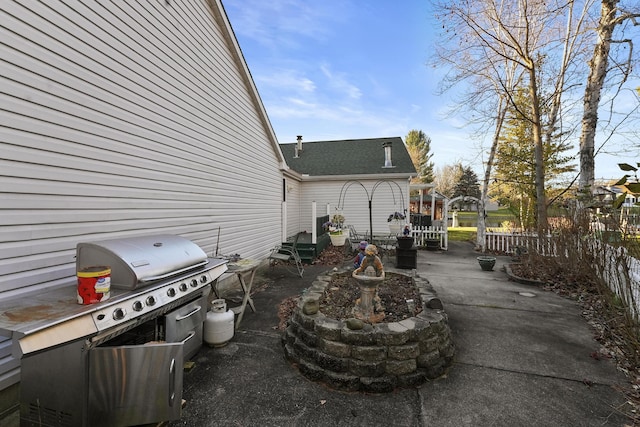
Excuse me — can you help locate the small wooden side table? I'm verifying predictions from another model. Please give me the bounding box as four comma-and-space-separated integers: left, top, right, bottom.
212, 259, 260, 329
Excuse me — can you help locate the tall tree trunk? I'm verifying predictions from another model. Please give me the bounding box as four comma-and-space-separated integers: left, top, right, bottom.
578, 0, 618, 196
528, 65, 548, 233
476, 97, 506, 252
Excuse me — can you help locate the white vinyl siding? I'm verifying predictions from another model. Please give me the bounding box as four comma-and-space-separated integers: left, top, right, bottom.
0, 0, 284, 392
1, 1, 283, 296
284, 177, 301, 240
299, 179, 411, 237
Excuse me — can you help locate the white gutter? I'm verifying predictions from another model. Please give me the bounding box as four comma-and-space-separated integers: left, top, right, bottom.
300, 173, 416, 182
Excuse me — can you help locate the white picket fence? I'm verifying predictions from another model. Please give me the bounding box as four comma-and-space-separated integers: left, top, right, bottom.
485, 230, 557, 255
591, 239, 640, 323
485, 230, 640, 322
410, 225, 448, 250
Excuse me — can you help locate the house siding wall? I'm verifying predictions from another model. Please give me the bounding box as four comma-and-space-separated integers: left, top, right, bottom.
299, 179, 411, 237
284, 177, 302, 239
0, 0, 283, 390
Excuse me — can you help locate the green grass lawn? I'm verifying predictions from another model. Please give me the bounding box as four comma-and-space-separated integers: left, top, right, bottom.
445, 209, 516, 242
448, 227, 477, 242
453, 208, 516, 228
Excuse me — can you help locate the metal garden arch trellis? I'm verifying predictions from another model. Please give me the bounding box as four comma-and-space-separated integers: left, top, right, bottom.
336, 180, 407, 241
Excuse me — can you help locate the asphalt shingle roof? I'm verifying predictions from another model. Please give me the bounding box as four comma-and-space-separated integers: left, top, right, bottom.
280, 137, 417, 177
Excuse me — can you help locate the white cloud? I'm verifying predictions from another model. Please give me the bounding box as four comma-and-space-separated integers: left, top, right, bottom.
256, 70, 316, 93
223, 0, 344, 49
319, 63, 362, 100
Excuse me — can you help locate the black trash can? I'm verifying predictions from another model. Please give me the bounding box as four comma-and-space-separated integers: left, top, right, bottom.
396, 247, 417, 269
396, 236, 414, 250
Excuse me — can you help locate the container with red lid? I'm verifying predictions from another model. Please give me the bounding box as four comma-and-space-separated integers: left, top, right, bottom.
77, 266, 111, 305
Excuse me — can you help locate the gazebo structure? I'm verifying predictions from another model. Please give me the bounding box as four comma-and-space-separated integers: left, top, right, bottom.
409, 183, 449, 250
410, 184, 449, 225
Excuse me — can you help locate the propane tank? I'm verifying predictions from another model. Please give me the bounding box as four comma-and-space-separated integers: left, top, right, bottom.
204, 299, 235, 347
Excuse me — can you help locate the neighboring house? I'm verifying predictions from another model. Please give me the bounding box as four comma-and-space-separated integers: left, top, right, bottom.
609, 186, 638, 208
0, 0, 291, 402
410, 189, 448, 222
593, 184, 638, 210
594, 185, 617, 203
280, 137, 417, 240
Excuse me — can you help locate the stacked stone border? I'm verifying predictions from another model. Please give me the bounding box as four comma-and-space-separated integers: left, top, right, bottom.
281, 268, 455, 393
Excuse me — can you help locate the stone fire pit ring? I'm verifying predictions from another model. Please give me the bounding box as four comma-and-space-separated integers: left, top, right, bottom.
281, 269, 455, 393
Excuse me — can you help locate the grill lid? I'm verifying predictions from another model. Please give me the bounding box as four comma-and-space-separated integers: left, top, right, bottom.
76, 234, 209, 289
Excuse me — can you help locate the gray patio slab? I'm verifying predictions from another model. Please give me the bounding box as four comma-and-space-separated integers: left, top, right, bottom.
167, 242, 632, 426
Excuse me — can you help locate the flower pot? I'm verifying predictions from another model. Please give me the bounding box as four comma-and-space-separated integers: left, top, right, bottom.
426, 239, 440, 251
396, 236, 414, 249
389, 222, 403, 235
329, 233, 347, 246
477, 256, 496, 271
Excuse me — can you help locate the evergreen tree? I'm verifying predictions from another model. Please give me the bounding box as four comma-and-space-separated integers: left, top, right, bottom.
405, 130, 435, 183
453, 166, 480, 198
453, 166, 481, 210
491, 89, 575, 229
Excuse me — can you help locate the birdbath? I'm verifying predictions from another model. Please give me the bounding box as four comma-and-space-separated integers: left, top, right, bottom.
351, 244, 386, 323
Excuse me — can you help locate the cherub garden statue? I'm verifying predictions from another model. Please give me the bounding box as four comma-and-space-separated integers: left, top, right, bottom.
353, 244, 384, 277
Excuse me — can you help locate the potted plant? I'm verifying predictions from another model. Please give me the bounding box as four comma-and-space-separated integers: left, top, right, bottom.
387, 211, 406, 235
396, 225, 413, 249
477, 255, 496, 271
324, 214, 347, 246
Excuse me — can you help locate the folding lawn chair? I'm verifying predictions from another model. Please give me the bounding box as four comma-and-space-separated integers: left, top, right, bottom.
267, 232, 305, 277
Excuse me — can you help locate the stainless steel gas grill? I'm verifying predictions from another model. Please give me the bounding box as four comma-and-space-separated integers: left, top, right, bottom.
76, 234, 210, 290
0, 234, 227, 427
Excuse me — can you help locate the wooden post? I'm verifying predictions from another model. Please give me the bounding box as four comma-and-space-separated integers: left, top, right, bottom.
312, 201, 317, 244
281, 201, 287, 242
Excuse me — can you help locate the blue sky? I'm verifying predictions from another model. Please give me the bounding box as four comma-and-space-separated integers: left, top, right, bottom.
222, 0, 637, 181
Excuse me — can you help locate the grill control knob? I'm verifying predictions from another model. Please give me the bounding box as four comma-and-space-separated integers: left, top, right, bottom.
179, 283, 188, 292
190, 279, 198, 288
167, 288, 176, 297
146, 295, 157, 306
113, 308, 126, 321
132, 300, 144, 311
200, 275, 208, 284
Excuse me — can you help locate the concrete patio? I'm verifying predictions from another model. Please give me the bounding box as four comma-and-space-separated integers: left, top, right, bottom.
167, 241, 633, 426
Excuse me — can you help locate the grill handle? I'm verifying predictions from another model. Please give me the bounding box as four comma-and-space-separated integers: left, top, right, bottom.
175, 306, 202, 321
139, 260, 208, 283
169, 357, 176, 407
181, 331, 196, 344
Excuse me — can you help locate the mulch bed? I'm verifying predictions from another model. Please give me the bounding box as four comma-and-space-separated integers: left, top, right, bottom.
318, 271, 422, 323
277, 244, 418, 328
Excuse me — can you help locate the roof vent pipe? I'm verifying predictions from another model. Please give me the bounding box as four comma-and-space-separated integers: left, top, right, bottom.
383, 141, 393, 167
293, 135, 302, 159
294, 135, 302, 158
